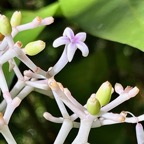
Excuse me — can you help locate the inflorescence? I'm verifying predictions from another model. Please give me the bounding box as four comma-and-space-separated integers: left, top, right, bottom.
0, 11, 143, 144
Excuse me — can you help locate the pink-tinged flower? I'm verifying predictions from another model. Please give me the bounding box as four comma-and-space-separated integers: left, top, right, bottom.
53, 27, 89, 62
136, 123, 144, 144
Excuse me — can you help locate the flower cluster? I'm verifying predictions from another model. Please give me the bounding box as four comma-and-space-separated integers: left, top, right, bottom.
0, 11, 143, 144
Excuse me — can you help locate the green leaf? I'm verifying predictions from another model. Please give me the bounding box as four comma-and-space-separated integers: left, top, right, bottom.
59, 0, 144, 51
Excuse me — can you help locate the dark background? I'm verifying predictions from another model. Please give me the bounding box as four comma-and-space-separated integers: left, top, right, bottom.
0, 0, 144, 143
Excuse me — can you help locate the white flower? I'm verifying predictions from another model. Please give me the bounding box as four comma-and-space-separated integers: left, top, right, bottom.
53, 27, 89, 62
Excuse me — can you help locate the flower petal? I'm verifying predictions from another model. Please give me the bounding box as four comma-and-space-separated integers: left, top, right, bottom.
75, 32, 86, 42
63, 27, 74, 39
53, 37, 69, 48
76, 41, 89, 57
67, 43, 77, 62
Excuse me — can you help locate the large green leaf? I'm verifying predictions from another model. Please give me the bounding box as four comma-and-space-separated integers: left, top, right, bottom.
59, 0, 144, 51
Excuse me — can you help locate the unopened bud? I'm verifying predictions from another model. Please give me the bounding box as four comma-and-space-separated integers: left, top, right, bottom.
0, 15, 12, 35
136, 123, 144, 144
24, 40, 45, 56
10, 11, 22, 27
114, 83, 124, 94
95, 81, 112, 106
86, 94, 101, 115
128, 87, 139, 97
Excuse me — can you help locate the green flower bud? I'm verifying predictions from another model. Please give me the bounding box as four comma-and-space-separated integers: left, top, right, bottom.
86, 94, 101, 115
10, 11, 22, 27
95, 81, 112, 106
24, 40, 45, 56
0, 15, 12, 35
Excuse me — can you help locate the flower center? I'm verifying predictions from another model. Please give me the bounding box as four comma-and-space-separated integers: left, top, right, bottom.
70, 36, 78, 44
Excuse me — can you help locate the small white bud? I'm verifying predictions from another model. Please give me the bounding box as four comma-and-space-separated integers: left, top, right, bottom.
114, 83, 124, 94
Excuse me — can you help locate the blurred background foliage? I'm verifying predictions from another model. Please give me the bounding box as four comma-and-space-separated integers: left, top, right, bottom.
0, 0, 144, 143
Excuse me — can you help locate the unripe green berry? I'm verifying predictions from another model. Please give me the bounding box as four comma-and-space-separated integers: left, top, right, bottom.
95, 81, 112, 106
10, 11, 22, 27
86, 94, 101, 115
24, 40, 46, 56
0, 15, 12, 35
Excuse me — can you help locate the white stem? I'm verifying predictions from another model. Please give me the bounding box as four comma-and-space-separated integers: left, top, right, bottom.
54, 119, 73, 144
4, 97, 21, 124
0, 49, 17, 65
25, 81, 49, 90
72, 118, 93, 144
101, 112, 125, 122
0, 67, 12, 103
48, 78, 86, 118
0, 37, 7, 50
48, 48, 68, 77
12, 59, 23, 80
43, 112, 63, 123
0, 67, 9, 92
34, 88, 53, 98
24, 70, 45, 79
10, 80, 25, 98
70, 113, 79, 121
14, 46, 46, 76
101, 93, 135, 112
0, 125, 16, 144
53, 89, 85, 119
5, 35, 14, 48
64, 88, 86, 112
92, 114, 144, 128
0, 80, 25, 112
53, 91, 69, 117
99, 118, 119, 126
15, 17, 54, 33
125, 114, 144, 123
17, 86, 34, 100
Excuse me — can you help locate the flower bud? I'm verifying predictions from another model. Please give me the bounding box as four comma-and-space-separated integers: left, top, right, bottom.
114, 83, 124, 94
86, 94, 101, 115
24, 40, 45, 56
0, 15, 12, 35
136, 123, 144, 144
95, 81, 112, 106
10, 11, 22, 27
